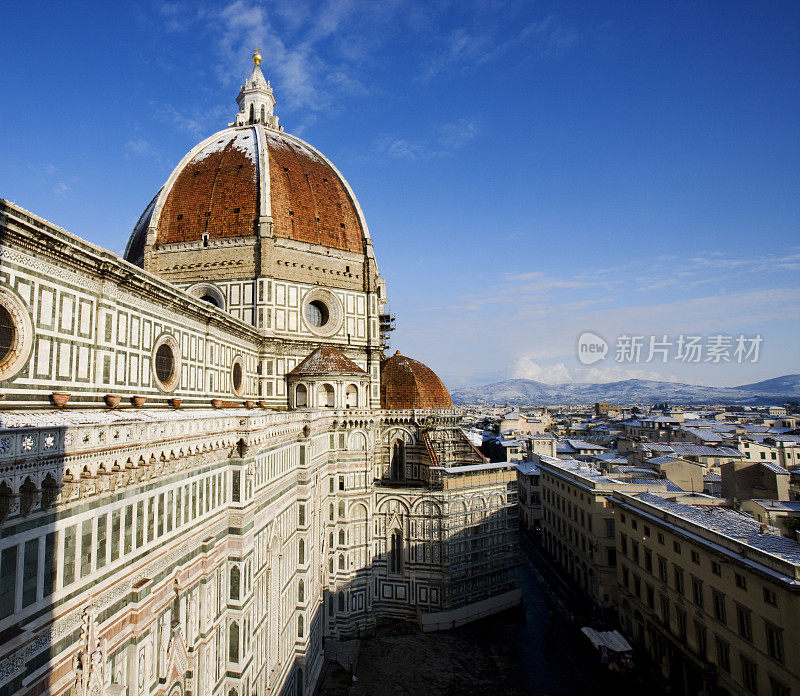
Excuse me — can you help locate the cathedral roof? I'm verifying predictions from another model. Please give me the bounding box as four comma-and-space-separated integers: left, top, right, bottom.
380, 351, 452, 410
288, 346, 367, 377
124, 52, 371, 267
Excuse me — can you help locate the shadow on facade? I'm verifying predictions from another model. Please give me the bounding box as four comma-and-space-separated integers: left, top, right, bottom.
0, 426, 520, 696
0, 427, 67, 696
304, 502, 520, 694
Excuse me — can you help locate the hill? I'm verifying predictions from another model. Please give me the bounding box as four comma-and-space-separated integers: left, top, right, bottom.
450, 374, 800, 406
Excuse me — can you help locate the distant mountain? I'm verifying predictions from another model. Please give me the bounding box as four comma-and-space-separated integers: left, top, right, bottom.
734, 374, 800, 394
450, 374, 800, 406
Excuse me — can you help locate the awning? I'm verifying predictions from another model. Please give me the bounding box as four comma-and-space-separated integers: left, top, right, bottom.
581, 627, 632, 653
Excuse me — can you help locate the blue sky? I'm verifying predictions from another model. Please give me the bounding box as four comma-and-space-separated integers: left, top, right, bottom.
1, 1, 798, 389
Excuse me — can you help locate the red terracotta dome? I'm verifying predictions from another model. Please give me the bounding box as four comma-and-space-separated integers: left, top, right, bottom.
124, 126, 369, 266
380, 351, 452, 410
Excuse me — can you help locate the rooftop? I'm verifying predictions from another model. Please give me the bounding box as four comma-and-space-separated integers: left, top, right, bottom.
625, 492, 800, 567
751, 500, 800, 512
432, 461, 517, 474
287, 346, 366, 377
557, 439, 608, 452
537, 455, 668, 492
515, 462, 540, 476
642, 442, 744, 458
760, 461, 791, 475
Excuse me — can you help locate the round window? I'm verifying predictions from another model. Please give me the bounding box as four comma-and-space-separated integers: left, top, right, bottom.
0, 306, 16, 365
301, 289, 342, 337
230, 355, 245, 396
155, 343, 175, 385
200, 294, 219, 307
0, 288, 35, 382
305, 300, 329, 328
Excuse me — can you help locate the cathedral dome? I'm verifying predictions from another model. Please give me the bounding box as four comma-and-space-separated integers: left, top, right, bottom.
123, 53, 374, 281
124, 125, 369, 266
380, 351, 452, 410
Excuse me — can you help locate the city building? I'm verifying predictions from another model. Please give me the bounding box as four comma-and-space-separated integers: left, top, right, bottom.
721, 459, 791, 502
612, 491, 800, 696
0, 53, 519, 696
515, 461, 541, 536
740, 499, 800, 537
537, 455, 673, 613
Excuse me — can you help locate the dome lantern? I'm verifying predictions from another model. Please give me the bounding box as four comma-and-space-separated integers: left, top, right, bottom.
232, 47, 280, 129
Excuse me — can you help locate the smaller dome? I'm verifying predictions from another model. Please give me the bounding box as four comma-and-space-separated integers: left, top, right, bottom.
288, 346, 366, 377
380, 351, 452, 410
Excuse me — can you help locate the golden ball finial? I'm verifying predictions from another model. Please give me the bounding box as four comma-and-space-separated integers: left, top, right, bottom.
253, 48, 262, 66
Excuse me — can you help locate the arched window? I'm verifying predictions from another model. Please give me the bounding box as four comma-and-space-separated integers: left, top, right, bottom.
338, 554, 345, 570
328, 557, 333, 573
298, 538, 305, 565
249, 104, 255, 123
295, 384, 307, 408
41, 473, 58, 509
338, 529, 345, 546
329, 531, 334, 548
345, 384, 358, 409
350, 431, 367, 450
297, 614, 304, 637
338, 501, 345, 519
337, 592, 345, 611
260, 105, 266, 123
229, 621, 239, 663
389, 529, 404, 575
0, 481, 11, 523
391, 440, 405, 481
329, 503, 334, 521
298, 579, 304, 603
317, 383, 335, 408
19, 477, 36, 516
230, 566, 240, 601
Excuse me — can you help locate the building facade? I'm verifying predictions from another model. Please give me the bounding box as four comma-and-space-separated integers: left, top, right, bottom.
537, 455, 670, 612
612, 492, 800, 696
0, 53, 518, 696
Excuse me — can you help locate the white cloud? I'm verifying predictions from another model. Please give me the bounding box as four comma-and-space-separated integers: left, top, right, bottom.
209, 0, 370, 114
512, 357, 571, 383
377, 118, 480, 160
510, 355, 682, 385
439, 118, 478, 149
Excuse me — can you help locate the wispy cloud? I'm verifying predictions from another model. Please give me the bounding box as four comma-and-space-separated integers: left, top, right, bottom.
151, 101, 224, 139
124, 138, 165, 162
400, 248, 800, 388
630, 249, 800, 292
439, 118, 479, 149
419, 14, 582, 83
377, 118, 480, 160
209, 0, 377, 115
